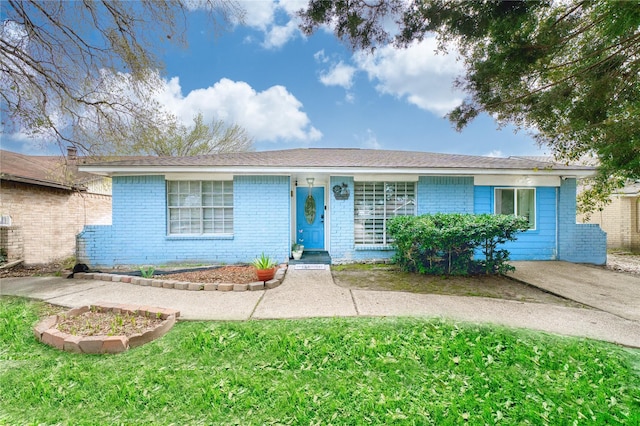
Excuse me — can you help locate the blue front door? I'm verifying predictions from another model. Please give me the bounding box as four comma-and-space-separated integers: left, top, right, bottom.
296, 187, 324, 250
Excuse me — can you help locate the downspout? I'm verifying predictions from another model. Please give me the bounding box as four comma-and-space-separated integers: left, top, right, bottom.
555, 186, 559, 260
289, 176, 293, 260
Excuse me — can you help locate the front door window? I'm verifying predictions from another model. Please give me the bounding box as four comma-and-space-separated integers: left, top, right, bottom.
304, 193, 316, 224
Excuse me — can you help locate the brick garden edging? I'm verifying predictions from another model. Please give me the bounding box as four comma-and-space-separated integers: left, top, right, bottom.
34, 303, 180, 354
71, 265, 287, 292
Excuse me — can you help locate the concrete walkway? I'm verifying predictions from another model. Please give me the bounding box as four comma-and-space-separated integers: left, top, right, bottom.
253, 267, 357, 319
1, 262, 639, 348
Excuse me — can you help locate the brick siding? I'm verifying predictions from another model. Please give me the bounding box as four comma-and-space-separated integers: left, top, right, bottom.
331, 176, 475, 263
558, 178, 607, 264
77, 173, 607, 266
78, 175, 290, 267
0, 180, 111, 264
0, 226, 23, 262
418, 176, 474, 214
329, 176, 358, 262
474, 186, 558, 260
581, 195, 640, 251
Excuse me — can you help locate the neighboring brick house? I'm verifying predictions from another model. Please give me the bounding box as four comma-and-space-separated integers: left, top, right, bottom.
580, 182, 640, 251
0, 149, 112, 265
77, 148, 606, 267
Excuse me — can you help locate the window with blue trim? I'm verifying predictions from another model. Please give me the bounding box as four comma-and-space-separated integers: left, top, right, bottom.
167, 181, 233, 235
495, 188, 536, 229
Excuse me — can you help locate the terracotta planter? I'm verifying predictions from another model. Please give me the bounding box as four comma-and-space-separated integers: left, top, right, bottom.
256, 267, 276, 282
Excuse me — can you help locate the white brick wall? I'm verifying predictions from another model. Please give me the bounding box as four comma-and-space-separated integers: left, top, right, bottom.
581, 195, 640, 250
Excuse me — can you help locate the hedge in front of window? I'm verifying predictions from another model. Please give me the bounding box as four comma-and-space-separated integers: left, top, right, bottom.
387, 213, 530, 275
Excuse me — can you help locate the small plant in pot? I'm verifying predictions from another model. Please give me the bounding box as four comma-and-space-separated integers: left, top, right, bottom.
291, 243, 304, 260
252, 252, 277, 281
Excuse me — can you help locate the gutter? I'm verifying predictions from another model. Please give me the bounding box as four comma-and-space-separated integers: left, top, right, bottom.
0, 174, 87, 191
78, 165, 597, 179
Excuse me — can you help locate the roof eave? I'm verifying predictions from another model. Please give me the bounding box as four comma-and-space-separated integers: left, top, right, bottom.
78, 165, 597, 179
0, 173, 85, 191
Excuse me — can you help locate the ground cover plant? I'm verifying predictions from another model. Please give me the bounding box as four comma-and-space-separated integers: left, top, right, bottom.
1, 297, 638, 424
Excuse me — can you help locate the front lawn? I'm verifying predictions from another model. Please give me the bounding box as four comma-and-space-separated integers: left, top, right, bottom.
1, 297, 638, 424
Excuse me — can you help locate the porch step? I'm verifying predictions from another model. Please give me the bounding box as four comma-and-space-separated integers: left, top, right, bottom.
289, 251, 331, 265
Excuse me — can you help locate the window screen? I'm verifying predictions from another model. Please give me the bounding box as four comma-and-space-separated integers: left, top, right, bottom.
354, 182, 416, 245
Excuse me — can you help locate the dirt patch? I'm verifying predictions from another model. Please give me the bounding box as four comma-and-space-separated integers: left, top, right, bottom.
606, 252, 640, 275
0, 263, 70, 279
332, 264, 587, 308
56, 308, 164, 337
33, 303, 166, 340
159, 265, 258, 284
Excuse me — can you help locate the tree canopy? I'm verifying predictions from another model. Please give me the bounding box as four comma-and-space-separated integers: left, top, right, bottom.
300, 0, 640, 210
115, 112, 254, 157
1, 0, 243, 156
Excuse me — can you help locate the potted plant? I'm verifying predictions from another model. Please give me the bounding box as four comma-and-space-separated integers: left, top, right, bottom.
252, 252, 277, 281
292, 243, 304, 260
292, 229, 304, 260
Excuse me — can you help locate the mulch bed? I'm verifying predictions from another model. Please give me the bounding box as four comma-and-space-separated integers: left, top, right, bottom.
159, 265, 259, 284
0, 263, 69, 278
0, 263, 260, 284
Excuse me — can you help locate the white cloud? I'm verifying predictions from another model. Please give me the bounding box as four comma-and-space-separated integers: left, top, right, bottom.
314, 49, 328, 63
4, 69, 321, 148
236, 1, 276, 30
238, 0, 303, 49
356, 129, 382, 150
1, 19, 28, 49
485, 150, 504, 158
277, 0, 308, 15
354, 37, 464, 116
319, 61, 357, 89
156, 77, 321, 143
263, 20, 299, 49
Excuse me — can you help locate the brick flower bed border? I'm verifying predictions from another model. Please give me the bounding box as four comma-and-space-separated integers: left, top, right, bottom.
72, 265, 287, 292
34, 303, 180, 354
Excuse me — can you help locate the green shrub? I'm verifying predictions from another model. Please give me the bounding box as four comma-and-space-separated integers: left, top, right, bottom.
387, 213, 529, 275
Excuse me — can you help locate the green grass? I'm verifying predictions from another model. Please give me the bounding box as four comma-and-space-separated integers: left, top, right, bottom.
1, 297, 639, 425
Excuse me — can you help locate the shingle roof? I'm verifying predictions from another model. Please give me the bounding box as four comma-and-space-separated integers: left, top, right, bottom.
0, 150, 97, 190
80, 148, 594, 172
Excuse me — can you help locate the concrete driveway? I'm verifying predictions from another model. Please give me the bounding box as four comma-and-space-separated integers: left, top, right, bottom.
510, 261, 640, 321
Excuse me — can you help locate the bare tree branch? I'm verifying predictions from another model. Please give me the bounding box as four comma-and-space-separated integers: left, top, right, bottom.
1, 0, 242, 155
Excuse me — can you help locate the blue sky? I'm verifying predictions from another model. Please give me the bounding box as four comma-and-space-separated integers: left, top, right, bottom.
3, 1, 548, 158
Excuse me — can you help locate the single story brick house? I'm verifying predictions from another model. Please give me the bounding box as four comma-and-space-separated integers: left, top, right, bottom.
0, 148, 111, 265
77, 148, 606, 267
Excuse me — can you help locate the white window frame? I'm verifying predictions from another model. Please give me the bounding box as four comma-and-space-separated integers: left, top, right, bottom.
167, 180, 233, 236
494, 187, 536, 230
354, 181, 416, 246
